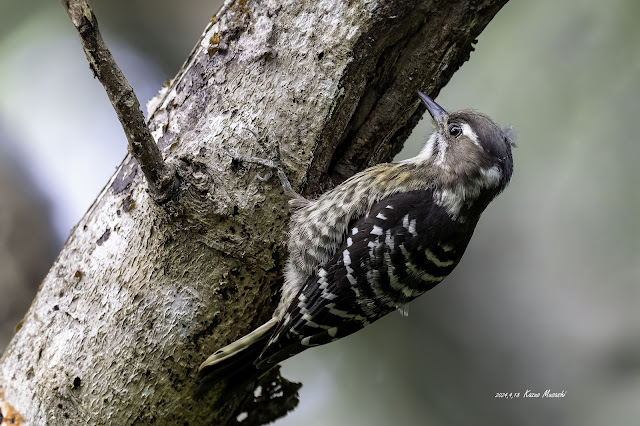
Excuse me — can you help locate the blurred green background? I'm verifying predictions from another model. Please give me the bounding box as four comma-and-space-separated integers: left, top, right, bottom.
1, 1, 638, 425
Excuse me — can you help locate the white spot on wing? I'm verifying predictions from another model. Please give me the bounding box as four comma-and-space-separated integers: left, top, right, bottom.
385, 229, 395, 250
347, 237, 353, 247
303, 314, 332, 330
408, 219, 417, 236
319, 277, 328, 290
343, 249, 352, 266
321, 291, 338, 300
376, 212, 388, 220
371, 225, 383, 236
402, 214, 410, 229
352, 227, 359, 235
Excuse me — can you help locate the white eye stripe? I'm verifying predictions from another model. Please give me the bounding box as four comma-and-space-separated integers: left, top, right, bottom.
461, 123, 481, 148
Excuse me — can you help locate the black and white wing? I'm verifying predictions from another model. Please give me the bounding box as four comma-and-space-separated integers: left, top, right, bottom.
256, 190, 475, 368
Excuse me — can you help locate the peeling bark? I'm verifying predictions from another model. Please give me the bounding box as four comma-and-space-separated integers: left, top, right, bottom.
0, 0, 508, 424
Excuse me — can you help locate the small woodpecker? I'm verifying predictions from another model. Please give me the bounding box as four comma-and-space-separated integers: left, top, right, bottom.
199, 91, 515, 381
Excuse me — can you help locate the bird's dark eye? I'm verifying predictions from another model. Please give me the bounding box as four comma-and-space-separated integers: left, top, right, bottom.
448, 124, 462, 137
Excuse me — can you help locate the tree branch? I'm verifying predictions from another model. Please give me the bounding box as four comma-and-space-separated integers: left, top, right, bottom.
60, 0, 177, 201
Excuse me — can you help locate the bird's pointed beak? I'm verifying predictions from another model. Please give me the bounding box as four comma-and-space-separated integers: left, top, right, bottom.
418, 90, 448, 126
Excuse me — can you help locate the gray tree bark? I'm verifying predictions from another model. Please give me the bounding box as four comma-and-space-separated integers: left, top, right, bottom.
0, 0, 508, 424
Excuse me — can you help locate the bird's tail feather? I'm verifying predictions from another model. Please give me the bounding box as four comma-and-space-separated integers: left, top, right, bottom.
197, 318, 277, 391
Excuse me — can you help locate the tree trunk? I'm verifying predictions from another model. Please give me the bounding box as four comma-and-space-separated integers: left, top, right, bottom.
0, 0, 508, 424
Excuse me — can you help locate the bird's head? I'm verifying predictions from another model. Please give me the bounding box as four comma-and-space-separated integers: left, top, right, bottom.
417, 90, 515, 192
411, 91, 515, 220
